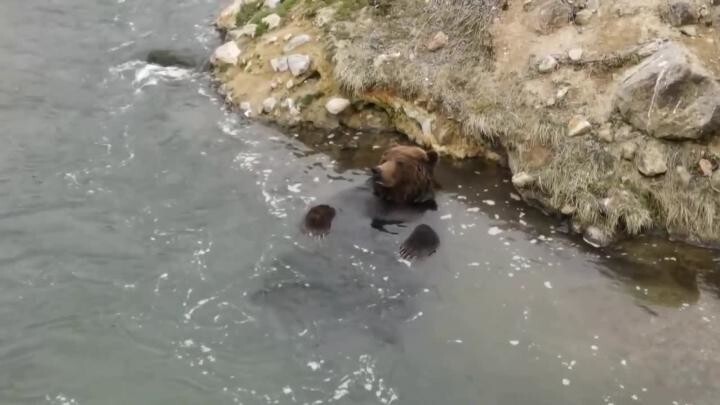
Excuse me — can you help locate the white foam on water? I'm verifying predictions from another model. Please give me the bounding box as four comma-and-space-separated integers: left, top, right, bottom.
488, 226, 503, 236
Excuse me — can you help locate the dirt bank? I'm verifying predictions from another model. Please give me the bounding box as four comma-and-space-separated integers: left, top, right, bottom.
210, 0, 720, 248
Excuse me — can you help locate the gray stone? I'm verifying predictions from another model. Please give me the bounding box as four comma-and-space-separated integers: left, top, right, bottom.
530, 0, 573, 34
287, 54, 311, 76
568, 47, 583, 62
675, 165, 692, 186
283, 34, 312, 52
620, 141, 638, 160
583, 226, 614, 248
613, 43, 720, 140
537, 55, 558, 73
211, 41, 241, 65
427, 31, 449, 51
574, 9, 594, 25
666, 1, 697, 27
262, 97, 277, 113
261, 13, 281, 30
568, 116, 592, 137
325, 97, 351, 115
270, 56, 288, 72
228, 24, 258, 40
679, 25, 697, 36
512, 172, 535, 188
636, 141, 667, 176
264, 0, 280, 8
597, 126, 614, 142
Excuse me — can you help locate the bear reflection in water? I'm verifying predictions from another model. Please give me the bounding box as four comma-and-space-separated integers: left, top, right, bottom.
251, 146, 442, 344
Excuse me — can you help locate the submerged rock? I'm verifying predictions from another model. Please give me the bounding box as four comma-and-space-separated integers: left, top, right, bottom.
287, 54, 311, 76
636, 141, 667, 177
325, 98, 351, 115
211, 41, 241, 65
614, 43, 720, 140
583, 226, 614, 248
146, 49, 197, 68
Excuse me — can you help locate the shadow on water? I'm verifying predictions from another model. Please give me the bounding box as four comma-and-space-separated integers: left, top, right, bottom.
285, 125, 720, 309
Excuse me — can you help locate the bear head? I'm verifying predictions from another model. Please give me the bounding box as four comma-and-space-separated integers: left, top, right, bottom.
371, 145, 439, 204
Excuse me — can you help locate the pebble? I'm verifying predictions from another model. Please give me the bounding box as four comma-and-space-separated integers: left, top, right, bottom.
568, 47, 583, 62
567, 116, 592, 137
325, 97, 351, 115
537, 55, 558, 73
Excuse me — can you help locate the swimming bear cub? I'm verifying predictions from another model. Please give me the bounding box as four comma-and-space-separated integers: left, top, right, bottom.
303, 145, 441, 259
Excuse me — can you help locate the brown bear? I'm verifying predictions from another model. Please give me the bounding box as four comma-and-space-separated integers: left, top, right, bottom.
303, 145, 441, 260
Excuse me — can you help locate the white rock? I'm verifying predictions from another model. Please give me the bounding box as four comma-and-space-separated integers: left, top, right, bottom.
574, 9, 594, 25
285, 79, 294, 89
211, 41, 241, 65
287, 54, 311, 76
636, 141, 667, 177
512, 172, 535, 188
283, 34, 312, 52
325, 97, 351, 115
568, 116, 592, 137
537, 55, 558, 73
264, 0, 280, 8
261, 13, 281, 30
262, 97, 277, 113
228, 24, 257, 39
270, 56, 288, 72
568, 47, 583, 62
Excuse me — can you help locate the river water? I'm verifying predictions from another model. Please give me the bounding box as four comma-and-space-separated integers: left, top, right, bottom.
1, 0, 720, 404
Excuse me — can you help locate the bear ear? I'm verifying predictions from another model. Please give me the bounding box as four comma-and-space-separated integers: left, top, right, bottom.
426, 150, 439, 167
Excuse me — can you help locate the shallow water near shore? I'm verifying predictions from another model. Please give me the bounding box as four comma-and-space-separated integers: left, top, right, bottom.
1, 0, 719, 404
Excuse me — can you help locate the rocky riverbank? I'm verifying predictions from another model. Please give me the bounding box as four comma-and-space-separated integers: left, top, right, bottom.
210, 0, 720, 248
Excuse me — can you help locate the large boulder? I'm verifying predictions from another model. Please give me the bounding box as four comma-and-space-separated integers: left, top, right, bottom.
613, 43, 720, 140
211, 41, 241, 65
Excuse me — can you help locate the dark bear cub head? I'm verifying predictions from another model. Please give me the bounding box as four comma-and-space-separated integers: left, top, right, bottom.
371, 145, 439, 204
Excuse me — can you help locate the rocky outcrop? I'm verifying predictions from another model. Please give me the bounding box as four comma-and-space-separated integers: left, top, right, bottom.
211, 0, 720, 248
614, 42, 720, 140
